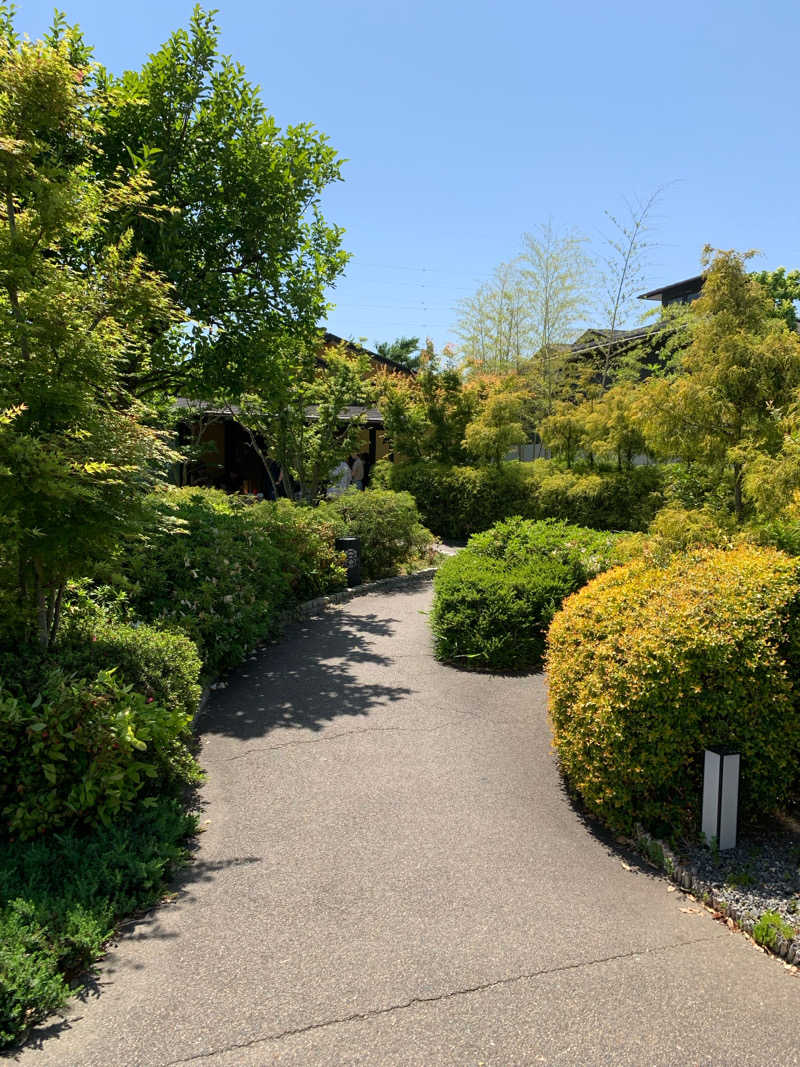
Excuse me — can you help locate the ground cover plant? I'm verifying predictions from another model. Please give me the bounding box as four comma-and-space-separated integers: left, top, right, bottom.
430, 517, 620, 671
548, 546, 800, 838
0, 797, 196, 1049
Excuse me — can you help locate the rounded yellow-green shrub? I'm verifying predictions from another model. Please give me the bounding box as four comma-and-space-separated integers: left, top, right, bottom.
548, 546, 800, 836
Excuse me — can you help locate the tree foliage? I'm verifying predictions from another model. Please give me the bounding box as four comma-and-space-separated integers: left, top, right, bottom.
0, 31, 179, 648
377, 341, 478, 464
93, 6, 348, 399
462, 377, 528, 467
638, 249, 800, 521
235, 339, 372, 502
374, 335, 421, 371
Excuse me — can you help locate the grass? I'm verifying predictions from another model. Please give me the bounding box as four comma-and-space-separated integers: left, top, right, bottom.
0, 796, 197, 1050
752, 910, 797, 951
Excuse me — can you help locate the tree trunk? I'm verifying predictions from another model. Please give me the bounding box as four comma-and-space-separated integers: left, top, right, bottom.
733, 461, 744, 523
49, 583, 64, 646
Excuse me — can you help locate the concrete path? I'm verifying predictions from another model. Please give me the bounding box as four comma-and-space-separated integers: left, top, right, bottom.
14, 577, 800, 1065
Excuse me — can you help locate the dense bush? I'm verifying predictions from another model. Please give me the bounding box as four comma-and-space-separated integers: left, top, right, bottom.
533, 464, 662, 532
548, 546, 800, 837
121, 489, 346, 678
377, 459, 662, 539
373, 460, 532, 539
57, 610, 202, 721
0, 797, 195, 1049
431, 518, 620, 671
322, 488, 434, 580
0, 666, 198, 839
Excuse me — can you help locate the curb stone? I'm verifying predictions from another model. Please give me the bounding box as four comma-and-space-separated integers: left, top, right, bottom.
633, 824, 800, 966
191, 567, 438, 727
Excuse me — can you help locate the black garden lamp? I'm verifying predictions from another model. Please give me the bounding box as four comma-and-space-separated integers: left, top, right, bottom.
335, 536, 362, 588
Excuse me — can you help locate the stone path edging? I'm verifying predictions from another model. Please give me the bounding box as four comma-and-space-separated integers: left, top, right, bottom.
634, 825, 800, 966
193, 568, 438, 726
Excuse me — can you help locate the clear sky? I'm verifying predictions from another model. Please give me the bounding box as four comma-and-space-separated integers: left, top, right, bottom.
22, 0, 800, 352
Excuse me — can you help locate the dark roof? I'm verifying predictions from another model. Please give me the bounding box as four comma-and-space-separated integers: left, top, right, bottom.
568, 323, 663, 357
174, 397, 385, 427
322, 331, 414, 375
305, 404, 385, 426
638, 275, 704, 302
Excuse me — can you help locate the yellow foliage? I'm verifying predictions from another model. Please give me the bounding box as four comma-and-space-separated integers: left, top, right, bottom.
548, 545, 800, 835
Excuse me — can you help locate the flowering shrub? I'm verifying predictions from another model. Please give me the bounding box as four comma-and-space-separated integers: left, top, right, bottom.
548, 546, 800, 836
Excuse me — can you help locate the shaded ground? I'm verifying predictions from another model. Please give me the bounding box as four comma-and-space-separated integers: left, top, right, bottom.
13, 578, 800, 1065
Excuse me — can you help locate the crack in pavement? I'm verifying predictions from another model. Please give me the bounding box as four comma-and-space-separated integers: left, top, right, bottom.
221, 720, 468, 761
162, 934, 723, 1065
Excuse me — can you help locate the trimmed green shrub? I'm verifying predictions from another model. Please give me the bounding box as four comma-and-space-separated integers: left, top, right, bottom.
122, 489, 346, 677
0, 797, 195, 1050
57, 614, 202, 720
375, 460, 532, 539
533, 463, 662, 532
378, 459, 662, 539
431, 518, 620, 671
321, 488, 434, 581
466, 515, 620, 569
0, 667, 198, 839
548, 546, 800, 837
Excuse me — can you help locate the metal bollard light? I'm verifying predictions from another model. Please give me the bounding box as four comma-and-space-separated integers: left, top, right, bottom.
701, 747, 740, 851
335, 536, 362, 588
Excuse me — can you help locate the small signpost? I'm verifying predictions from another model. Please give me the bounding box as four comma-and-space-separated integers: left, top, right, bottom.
701, 747, 740, 851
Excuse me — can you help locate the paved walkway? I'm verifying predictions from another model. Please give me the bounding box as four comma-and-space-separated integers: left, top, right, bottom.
14, 578, 800, 1065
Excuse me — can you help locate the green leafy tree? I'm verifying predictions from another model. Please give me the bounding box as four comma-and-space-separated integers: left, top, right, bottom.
751, 266, 800, 331
520, 221, 593, 412
598, 186, 667, 388
462, 378, 528, 467
235, 340, 371, 503
538, 404, 587, 469
377, 341, 478, 464
581, 384, 648, 470
456, 259, 533, 374
639, 248, 800, 522
0, 32, 180, 647
92, 6, 348, 399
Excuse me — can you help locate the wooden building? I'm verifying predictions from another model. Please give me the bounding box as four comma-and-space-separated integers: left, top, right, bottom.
174, 332, 412, 495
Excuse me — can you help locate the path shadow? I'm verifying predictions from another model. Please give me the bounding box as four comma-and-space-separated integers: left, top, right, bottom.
198, 608, 414, 741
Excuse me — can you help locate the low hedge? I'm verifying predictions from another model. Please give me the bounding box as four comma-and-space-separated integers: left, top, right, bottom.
321, 488, 434, 581
430, 518, 620, 671
57, 614, 202, 721
377, 459, 662, 539
548, 546, 800, 837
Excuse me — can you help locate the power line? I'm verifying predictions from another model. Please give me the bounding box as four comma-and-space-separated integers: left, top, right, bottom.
331, 303, 460, 311
355, 260, 484, 279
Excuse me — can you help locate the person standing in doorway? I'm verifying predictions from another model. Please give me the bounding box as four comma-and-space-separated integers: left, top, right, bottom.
349, 452, 365, 490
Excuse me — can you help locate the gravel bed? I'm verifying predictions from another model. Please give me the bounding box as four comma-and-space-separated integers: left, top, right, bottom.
637, 814, 800, 962
680, 815, 800, 928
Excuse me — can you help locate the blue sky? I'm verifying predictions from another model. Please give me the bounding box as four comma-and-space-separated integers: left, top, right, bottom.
22, 0, 800, 352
